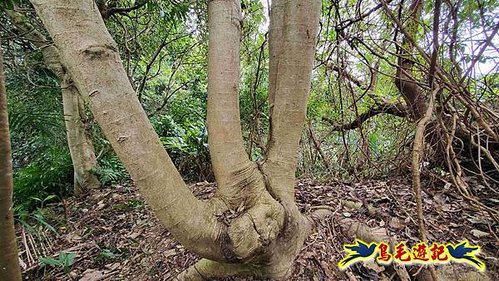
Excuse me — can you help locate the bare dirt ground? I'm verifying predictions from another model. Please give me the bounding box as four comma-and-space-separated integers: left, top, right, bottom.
18, 176, 498, 280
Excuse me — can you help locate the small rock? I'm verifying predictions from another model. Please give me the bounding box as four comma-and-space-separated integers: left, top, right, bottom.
470, 229, 489, 238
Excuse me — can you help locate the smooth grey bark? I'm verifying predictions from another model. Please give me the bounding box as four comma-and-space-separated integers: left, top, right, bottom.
30, 0, 321, 279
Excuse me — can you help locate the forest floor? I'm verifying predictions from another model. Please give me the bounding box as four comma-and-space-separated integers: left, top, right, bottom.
18, 176, 498, 281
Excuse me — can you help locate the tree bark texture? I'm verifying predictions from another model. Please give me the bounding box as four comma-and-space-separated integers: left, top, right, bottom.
395, 0, 427, 121
30, 0, 321, 279
0, 42, 23, 281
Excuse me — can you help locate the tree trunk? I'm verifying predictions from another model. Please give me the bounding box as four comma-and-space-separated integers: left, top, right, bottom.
395, 0, 427, 121
0, 41, 23, 281
6, 10, 100, 194
61, 78, 100, 193
30, 0, 321, 279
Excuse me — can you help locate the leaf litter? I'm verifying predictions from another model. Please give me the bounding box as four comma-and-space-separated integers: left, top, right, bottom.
18, 176, 498, 280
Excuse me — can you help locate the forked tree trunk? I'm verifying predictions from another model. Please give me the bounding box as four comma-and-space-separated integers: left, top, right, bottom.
30, 0, 320, 279
6, 10, 100, 194
0, 42, 23, 281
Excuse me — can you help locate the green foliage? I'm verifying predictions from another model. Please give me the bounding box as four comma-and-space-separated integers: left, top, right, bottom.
39, 252, 75, 273
94, 154, 129, 186
152, 107, 212, 182
112, 199, 143, 211
7, 65, 66, 167
16, 206, 59, 235
13, 147, 73, 211
4, 56, 73, 211
95, 249, 121, 262
2, 0, 497, 200
0, 0, 19, 9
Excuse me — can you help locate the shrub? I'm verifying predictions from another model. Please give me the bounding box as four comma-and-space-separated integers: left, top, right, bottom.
13, 147, 73, 211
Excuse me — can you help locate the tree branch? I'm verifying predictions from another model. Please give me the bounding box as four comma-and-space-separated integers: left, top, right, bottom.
97, 0, 147, 19
137, 34, 189, 101
322, 102, 407, 131
264, 0, 321, 202
327, 63, 366, 89
30, 0, 227, 261
206, 0, 264, 207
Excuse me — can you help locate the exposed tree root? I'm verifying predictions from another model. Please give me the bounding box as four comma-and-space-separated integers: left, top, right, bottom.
411, 88, 438, 281
173, 209, 335, 281
173, 259, 255, 281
